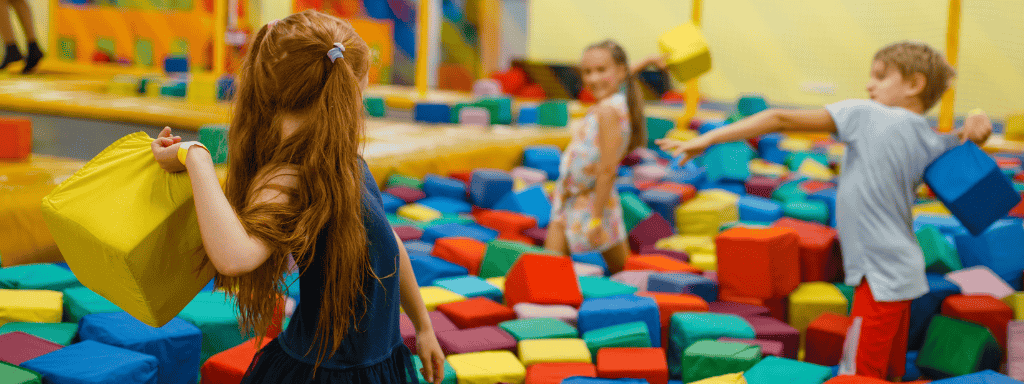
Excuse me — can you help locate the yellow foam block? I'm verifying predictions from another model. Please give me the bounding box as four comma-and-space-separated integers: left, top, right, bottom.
797, 158, 834, 181
1006, 113, 1023, 141
691, 373, 748, 384
187, 76, 218, 104
1003, 292, 1024, 320
420, 286, 464, 311
448, 350, 526, 384
748, 159, 789, 178
145, 78, 166, 97
912, 201, 952, 217
788, 282, 848, 341
518, 338, 591, 367
779, 138, 813, 152
676, 192, 739, 236
657, 23, 711, 83
827, 144, 846, 160
666, 128, 699, 142
385, 95, 416, 110
0, 289, 63, 326
107, 75, 137, 96
655, 235, 716, 255
40, 132, 217, 327
486, 277, 506, 292
398, 203, 442, 222
690, 252, 717, 271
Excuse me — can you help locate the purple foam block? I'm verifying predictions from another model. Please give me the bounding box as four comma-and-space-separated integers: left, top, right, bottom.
0, 331, 62, 366
745, 316, 799, 360
394, 226, 424, 242
640, 245, 689, 263
436, 326, 517, 355
386, 186, 427, 203
629, 213, 675, 253
401, 311, 459, 353
523, 227, 547, 246
708, 301, 771, 319
718, 337, 786, 358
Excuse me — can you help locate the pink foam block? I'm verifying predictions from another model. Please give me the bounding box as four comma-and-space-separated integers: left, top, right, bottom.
611, 270, 658, 293
1009, 321, 1024, 381
945, 266, 1015, 299
513, 302, 579, 326
459, 107, 491, 126
575, 262, 605, 277
473, 79, 503, 97
511, 167, 548, 185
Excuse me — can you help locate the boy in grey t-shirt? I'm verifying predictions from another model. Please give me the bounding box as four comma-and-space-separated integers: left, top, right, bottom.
657, 41, 991, 380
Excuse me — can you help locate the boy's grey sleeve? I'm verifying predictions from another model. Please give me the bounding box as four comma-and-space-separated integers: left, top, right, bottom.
825, 99, 872, 144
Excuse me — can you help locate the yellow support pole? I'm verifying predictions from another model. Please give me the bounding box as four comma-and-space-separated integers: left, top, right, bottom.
416, 0, 431, 97
49, 0, 58, 62
478, 0, 501, 78
213, 0, 228, 76
938, 0, 961, 133
683, 0, 703, 126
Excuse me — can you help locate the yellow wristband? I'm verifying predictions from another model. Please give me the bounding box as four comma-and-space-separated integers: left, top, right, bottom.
177, 141, 209, 166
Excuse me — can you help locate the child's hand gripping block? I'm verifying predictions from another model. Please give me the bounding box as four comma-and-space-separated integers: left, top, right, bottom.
40, 132, 216, 327
924, 141, 1021, 236
658, 23, 712, 83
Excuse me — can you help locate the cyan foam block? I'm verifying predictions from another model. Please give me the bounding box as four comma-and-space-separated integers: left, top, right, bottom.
738, 195, 783, 223
381, 192, 404, 214
647, 273, 718, 303
493, 185, 552, 228
423, 174, 468, 200
434, 275, 503, 302
703, 142, 756, 183
578, 295, 662, 348
954, 219, 1024, 290
909, 273, 961, 351
418, 197, 472, 214
743, 356, 831, 384
421, 223, 498, 244
470, 169, 514, 209
408, 252, 469, 286
641, 190, 683, 226
78, 312, 201, 384
523, 145, 561, 180
738, 95, 769, 117
924, 141, 1021, 236
415, 103, 452, 124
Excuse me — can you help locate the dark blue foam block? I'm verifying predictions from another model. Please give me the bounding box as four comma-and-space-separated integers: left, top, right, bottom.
578, 295, 661, 348
904, 350, 921, 381
493, 185, 551, 228
931, 370, 1020, 383
641, 190, 682, 226
408, 252, 468, 286
470, 169, 513, 209
954, 219, 1024, 290
758, 133, 789, 165
738, 195, 784, 223
924, 141, 1021, 236
423, 174, 467, 200
908, 273, 961, 351
79, 312, 201, 384
381, 192, 404, 214
523, 145, 561, 180
22, 340, 158, 384
808, 188, 837, 227
518, 106, 539, 125
421, 223, 498, 244
414, 103, 451, 124
418, 196, 472, 214
647, 273, 718, 303
404, 240, 433, 254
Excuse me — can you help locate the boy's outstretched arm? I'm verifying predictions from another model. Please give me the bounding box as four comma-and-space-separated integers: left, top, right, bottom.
656, 108, 837, 165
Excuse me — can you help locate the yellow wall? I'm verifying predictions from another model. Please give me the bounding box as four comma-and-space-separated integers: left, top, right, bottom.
528, 0, 1024, 120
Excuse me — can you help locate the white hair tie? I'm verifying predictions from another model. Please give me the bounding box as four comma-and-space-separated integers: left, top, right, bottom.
327, 42, 345, 63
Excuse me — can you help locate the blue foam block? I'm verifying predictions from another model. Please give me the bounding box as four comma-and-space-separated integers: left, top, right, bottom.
699, 121, 726, 134
404, 240, 433, 254
616, 177, 640, 196
421, 223, 498, 244
913, 215, 969, 237
757, 133, 788, 165
522, 145, 561, 180
470, 169, 513, 209
954, 219, 1024, 290
163, 56, 189, 74
924, 141, 1022, 236
807, 188, 837, 227
423, 174, 467, 200
701, 180, 746, 195
573, 251, 608, 275
562, 378, 650, 384
433, 275, 502, 302
578, 295, 661, 348
381, 192, 404, 213
517, 106, 539, 125
79, 312, 201, 384
414, 103, 452, 124
216, 75, 235, 101
641, 190, 682, 225
408, 252, 468, 286
904, 350, 921, 381
666, 167, 707, 189
493, 185, 552, 228
417, 196, 472, 214
647, 273, 718, 303
618, 167, 633, 178
22, 340, 158, 384
931, 370, 1020, 383
908, 273, 961, 350
738, 195, 784, 223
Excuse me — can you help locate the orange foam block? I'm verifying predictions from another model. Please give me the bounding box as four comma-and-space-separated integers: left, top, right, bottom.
0, 118, 31, 160
432, 237, 487, 275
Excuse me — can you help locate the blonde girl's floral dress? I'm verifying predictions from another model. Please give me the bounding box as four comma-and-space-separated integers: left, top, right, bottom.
550, 91, 631, 254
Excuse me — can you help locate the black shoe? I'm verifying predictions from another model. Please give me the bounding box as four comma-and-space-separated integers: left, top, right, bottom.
0, 44, 23, 70
23, 42, 43, 74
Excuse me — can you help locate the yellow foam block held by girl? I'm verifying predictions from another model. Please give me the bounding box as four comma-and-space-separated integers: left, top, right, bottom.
40, 132, 216, 327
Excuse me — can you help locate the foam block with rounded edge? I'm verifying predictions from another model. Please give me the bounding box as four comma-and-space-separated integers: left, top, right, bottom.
716, 227, 801, 300
80, 312, 201, 384
925, 141, 1022, 236
658, 22, 711, 83
596, 347, 669, 384
401, 311, 459, 353
524, 362, 596, 384
708, 301, 770, 318
582, 321, 652, 358
682, 340, 762, 383
742, 356, 831, 384
518, 338, 591, 367
744, 316, 800, 360
647, 273, 718, 303
437, 297, 516, 329
432, 237, 487, 275
409, 253, 469, 286
419, 197, 473, 214
513, 303, 578, 326
669, 313, 755, 378
476, 210, 537, 238
676, 191, 739, 236
579, 295, 661, 348
782, 200, 829, 225
738, 195, 783, 223
399, 203, 444, 222
446, 350, 526, 384
61, 286, 121, 323
0, 264, 80, 291
578, 276, 639, 299
772, 218, 841, 283
435, 276, 503, 303
20, 340, 158, 384
788, 282, 848, 341
803, 313, 851, 367
424, 174, 468, 200
438, 325, 518, 355
499, 318, 577, 341
941, 294, 1014, 350
523, 146, 561, 180
626, 255, 701, 274
916, 315, 1002, 379
415, 103, 452, 124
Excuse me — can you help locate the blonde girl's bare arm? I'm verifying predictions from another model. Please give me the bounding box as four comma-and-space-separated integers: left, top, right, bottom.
184, 147, 297, 277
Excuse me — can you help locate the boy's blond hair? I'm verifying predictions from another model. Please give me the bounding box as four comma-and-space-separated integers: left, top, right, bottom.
873, 41, 956, 112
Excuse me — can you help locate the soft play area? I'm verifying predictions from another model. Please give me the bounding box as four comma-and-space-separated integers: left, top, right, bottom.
3, 0, 1024, 383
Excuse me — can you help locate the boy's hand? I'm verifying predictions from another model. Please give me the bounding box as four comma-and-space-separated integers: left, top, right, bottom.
415, 330, 445, 384
656, 136, 711, 166
961, 109, 992, 146
151, 126, 185, 173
